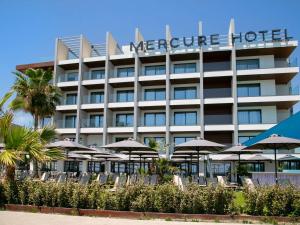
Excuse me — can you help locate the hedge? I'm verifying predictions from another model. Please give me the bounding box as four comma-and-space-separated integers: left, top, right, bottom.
1, 180, 300, 216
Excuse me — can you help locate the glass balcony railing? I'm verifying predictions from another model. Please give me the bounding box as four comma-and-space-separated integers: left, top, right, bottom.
203, 61, 231, 72
82, 71, 105, 80
204, 88, 232, 98
81, 119, 103, 128
55, 120, 77, 129
204, 115, 232, 125
57, 74, 79, 82
82, 95, 104, 104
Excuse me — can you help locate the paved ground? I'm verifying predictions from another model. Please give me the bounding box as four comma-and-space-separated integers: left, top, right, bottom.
0, 211, 265, 225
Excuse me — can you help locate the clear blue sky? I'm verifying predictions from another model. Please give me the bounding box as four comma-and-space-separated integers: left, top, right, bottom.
0, 0, 299, 126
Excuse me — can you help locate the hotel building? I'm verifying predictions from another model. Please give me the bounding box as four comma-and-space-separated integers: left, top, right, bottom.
16, 19, 300, 159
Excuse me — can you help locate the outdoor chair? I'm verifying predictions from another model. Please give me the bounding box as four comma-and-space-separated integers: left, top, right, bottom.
96, 173, 108, 186
57, 173, 67, 184
40, 172, 49, 182
127, 174, 137, 186
110, 174, 127, 191
198, 176, 207, 187
79, 173, 90, 185
243, 177, 256, 191
217, 176, 238, 189
191, 175, 199, 184
207, 177, 218, 187
149, 174, 158, 185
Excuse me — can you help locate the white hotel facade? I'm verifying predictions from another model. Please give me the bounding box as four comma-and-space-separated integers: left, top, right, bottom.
17, 20, 300, 159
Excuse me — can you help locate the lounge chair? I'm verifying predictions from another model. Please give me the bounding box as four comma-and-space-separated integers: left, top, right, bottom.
243, 177, 256, 191
149, 174, 158, 185
207, 177, 218, 187
127, 174, 137, 186
110, 174, 127, 191
40, 172, 49, 182
57, 173, 67, 183
79, 173, 90, 185
96, 173, 108, 185
217, 176, 238, 189
198, 176, 207, 187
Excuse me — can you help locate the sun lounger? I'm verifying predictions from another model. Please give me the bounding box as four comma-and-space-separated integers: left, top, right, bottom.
110, 174, 127, 191
96, 173, 108, 185
40, 172, 49, 182
243, 177, 256, 191
149, 174, 158, 185
57, 173, 67, 183
79, 173, 90, 185
217, 176, 238, 189
207, 177, 218, 187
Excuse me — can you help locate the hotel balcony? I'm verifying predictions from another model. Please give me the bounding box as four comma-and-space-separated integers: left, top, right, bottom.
56, 74, 79, 90
56, 98, 77, 111
107, 126, 134, 133
138, 100, 166, 108
204, 85, 233, 105
204, 114, 233, 131
170, 125, 201, 132
80, 119, 103, 134
55, 119, 77, 134
170, 99, 201, 107
238, 123, 276, 131
81, 95, 104, 111
82, 72, 105, 87
138, 126, 166, 133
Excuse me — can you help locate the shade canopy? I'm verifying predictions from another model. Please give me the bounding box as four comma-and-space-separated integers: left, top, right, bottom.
174, 137, 225, 152
102, 138, 151, 152
67, 153, 90, 160
47, 140, 91, 151
222, 144, 262, 154
278, 154, 300, 161
245, 134, 300, 150
248, 154, 271, 161
173, 150, 213, 155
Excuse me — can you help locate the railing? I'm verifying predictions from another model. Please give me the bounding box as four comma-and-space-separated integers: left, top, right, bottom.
55, 120, 76, 129
204, 115, 232, 125
57, 74, 79, 82
82, 71, 105, 80
81, 119, 103, 128
204, 88, 232, 98
237, 57, 298, 70
203, 61, 231, 72
82, 95, 104, 104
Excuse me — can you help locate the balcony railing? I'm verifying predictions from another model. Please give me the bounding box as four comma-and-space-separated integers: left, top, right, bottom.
81, 119, 103, 128
82, 95, 104, 104
55, 120, 76, 129
57, 74, 79, 82
204, 88, 232, 98
204, 115, 232, 125
203, 61, 231, 72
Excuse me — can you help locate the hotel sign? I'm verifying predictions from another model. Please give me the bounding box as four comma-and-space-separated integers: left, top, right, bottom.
130, 29, 292, 52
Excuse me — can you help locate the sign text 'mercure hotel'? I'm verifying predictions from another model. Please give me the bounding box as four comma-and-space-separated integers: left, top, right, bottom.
130, 28, 293, 52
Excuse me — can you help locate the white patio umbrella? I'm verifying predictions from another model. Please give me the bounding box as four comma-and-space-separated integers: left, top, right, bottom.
245, 134, 300, 184
174, 137, 225, 176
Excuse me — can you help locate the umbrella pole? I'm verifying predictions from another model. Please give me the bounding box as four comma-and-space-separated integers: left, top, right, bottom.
190, 154, 193, 176
197, 149, 200, 177
129, 151, 131, 175
139, 155, 142, 172
274, 147, 278, 184
238, 154, 241, 184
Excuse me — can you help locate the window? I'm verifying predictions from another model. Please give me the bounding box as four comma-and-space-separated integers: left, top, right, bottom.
211, 163, 231, 177
115, 137, 128, 142
66, 72, 78, 81
144, 113, 165, 126
88, 161, 105, 173
144, 137, 165, 151
116, 114, 133, 127
117, 90, 134, 102
117, 67, 134, 77
144, 65, 166, 75
238, 110, 261, 124
91, 70, 105, 79
65, 115, 76, 128
41, 161, 57, 171
144, 89, 165, 101
280, 161, 300, 170
237, 84, 260, 97
64, 161, 82, 172
241, 162, 265, 172
174, 137, 195, 145
66, 93, 77, 105
236, 59, 259, 70
238, 136, 255, 144
90, 92, 104, 103
174, 112, 197, 125
89, 115, 103, 128
174, 87, 197, 99
173, 63, 197, 74
40, 117, 51, 128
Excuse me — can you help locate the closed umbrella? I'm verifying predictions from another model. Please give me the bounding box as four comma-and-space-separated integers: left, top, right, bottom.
174, 137, 225, 177
245, 134, 300, 184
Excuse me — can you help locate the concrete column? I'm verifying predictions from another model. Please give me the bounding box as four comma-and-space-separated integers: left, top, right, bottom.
165, 25, 172, 158
229, 19, 238, 145
82, 161, 88, 173
198, 21, 205, 139
56, 160, 64, 172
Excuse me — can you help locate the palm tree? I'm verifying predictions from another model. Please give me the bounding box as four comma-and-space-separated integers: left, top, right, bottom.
10, 68, 61, 130
0, 91, 13, 115
0, 112, 64, 181
10, 68, 61, 177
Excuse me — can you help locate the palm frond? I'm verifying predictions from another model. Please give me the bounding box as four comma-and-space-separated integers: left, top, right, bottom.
0, 150, 22, 166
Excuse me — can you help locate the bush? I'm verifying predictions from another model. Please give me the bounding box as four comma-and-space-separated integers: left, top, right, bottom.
244, 185, 300, 216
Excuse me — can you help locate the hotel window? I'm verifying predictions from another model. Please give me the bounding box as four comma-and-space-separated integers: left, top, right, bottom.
280, 161, 300, 170
66, 72, 78, 81
64, 161, 82, 172
41, 161, 57, 172
173, 63, 197, 74
236, 59, 259, 70
115, 137, 128, 142
66, 93, 77, 105
91, 70, 105, 79
117, 67, 134, 77
241, 162, 265, 172
144, 113, 165, 126
116, 114, 133, 127
238, 110, 261, 124
65, 115, 77, 128
90, 91, 104, 103
144, 89, 165, 101
144, 65, 166, 75
89, 114, 103, 128
88, 161, 104, 173
144, 137, 165, 146
237, 84, 260, 97
174, 87, 197, 99
116, 90, 134, 102
174, 137, 195, 145
174, 112, 197, 126
238, 136, 255, 144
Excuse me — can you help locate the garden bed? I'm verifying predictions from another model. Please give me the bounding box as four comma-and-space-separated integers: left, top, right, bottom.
5, 204, 300, 224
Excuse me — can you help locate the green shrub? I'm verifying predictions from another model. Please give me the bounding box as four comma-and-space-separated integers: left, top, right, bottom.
154, 184, 182, 213
0, 182, 6, 206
